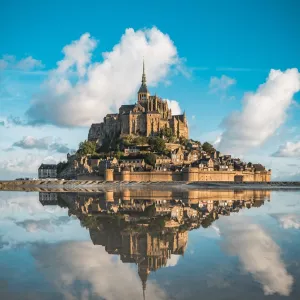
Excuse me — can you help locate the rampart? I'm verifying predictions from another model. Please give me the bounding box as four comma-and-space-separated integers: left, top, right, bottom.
106, 168, 271, 182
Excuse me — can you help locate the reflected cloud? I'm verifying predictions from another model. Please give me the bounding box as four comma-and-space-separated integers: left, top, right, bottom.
277, 214, 300, 229
32, 241, 167, 300
219, 216, 293, 296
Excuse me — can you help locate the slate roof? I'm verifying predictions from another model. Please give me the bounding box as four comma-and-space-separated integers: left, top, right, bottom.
38, 164, 57, 170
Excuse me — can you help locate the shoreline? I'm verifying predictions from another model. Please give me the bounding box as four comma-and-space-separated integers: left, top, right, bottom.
1, 180, 300, 191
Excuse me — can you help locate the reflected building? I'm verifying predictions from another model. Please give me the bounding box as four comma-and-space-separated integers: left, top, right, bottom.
39, 188, 270, 298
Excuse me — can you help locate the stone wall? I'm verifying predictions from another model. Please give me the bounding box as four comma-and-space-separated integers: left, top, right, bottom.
106, 168, 271, 182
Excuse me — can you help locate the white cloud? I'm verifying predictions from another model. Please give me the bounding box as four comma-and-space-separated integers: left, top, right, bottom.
26, 28, 181, 127
272, 141, 300, 157
218, 68, 300, 154
0, 54, 44, 71
277, 214, 300, 229
166, 254, 180, 267
11, 136, 75, 153
219, 216, 293, 296
165, 99, 182, 115
32, 242, 167, 300
209, 75, 236, 93
0, 154, 60, 179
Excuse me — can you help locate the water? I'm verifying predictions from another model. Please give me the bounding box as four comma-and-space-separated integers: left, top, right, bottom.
0, 189, 300, 300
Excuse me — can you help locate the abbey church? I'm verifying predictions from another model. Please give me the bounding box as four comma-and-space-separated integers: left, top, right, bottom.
88, 61, 189, 145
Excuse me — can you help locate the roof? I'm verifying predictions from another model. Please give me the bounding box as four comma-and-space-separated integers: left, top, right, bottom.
138, 83, 149, 94
39, 164, 57, 170
253, 164, 265, 171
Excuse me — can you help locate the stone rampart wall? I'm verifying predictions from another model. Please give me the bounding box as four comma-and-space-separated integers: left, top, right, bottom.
108, 169, 271, 182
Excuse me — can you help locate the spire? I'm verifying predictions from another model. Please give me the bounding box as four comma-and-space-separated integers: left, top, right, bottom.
138, 59, 149, 95
142, 58, 146, 85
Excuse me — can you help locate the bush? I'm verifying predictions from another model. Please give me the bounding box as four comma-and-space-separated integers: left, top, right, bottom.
144, 153, 156, 167
78, 140, 97, 156
202, 142, 215, 153
148, 137, 166, 153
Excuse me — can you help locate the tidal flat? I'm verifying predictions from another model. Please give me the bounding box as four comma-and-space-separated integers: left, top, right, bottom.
0, 188, 300, 299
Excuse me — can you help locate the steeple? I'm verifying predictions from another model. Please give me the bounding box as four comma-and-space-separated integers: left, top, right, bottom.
138, 59, 149, 96
142, 59, 146, 85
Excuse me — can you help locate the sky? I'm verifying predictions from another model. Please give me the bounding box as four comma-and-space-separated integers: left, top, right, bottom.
0, 0, 300, 179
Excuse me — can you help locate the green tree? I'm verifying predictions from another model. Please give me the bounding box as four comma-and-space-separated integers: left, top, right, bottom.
78, 140, 97, 155
144, 153, 156, 167
133, 136, 148, 145
202, 142, 215, 153
148, 137, 166, 153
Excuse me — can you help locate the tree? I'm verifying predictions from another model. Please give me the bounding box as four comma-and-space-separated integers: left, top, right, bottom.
133, 136, 148, 145
78, 140, 97, 156
144, 153, 156, 167
202, 142, 215, 153
148, 137, 166, 153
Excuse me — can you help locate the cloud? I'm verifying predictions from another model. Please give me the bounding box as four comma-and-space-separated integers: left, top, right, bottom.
166, 255, 180, 267
218, 68, 300, 154
0, 54, 44, 71
26, 28, 181, 127
165, 99, 182, 115
219, 217, 293, 296
0, 154, 58, 178
32, 242, 167, 300
11, 136, 74, 153
272, 141, 300, 157
13, 136, 52, 150
277, 214, 300, 229
209, 75, 236, 93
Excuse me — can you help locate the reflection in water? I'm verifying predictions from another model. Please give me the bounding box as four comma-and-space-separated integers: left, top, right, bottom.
39, 189, 271, 298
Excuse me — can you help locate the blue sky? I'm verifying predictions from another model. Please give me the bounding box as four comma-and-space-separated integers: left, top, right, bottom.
1, 0, 300, 179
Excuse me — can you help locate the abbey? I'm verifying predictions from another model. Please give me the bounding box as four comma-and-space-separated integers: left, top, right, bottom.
88, 61, 189, 145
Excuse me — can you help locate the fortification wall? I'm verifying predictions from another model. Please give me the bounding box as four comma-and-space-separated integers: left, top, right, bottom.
106, 169, 271, 182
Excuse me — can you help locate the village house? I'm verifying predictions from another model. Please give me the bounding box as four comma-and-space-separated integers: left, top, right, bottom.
38, 164, 57, 179
171, 147, 184, 164
119, 157, 145, 168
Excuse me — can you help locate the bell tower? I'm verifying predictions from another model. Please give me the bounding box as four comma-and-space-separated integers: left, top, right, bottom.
138, 59, 150, 103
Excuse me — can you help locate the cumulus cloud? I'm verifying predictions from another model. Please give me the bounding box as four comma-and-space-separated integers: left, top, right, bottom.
26, 28, 181, 127
0, 54, 44, 71
209, 75, 236, 93
277, 214, 300, 229
166, 99, 182, 115
218, 68, 300, 154
219, 217, 293, 296
11, 136, 74, 153
32, 242, 167, 300
166, 254, 180, 267
272, 141, 300, 157
0, 154, 59, 179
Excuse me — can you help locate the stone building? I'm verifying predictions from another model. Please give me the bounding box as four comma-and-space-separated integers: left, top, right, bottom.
88, 61, 189, 145
38, 164, 57, 179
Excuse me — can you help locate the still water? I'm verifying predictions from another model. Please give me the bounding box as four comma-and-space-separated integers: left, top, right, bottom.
0, 188, 300, 300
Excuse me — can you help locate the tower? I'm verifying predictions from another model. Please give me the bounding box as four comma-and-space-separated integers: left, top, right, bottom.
138, 59, 150, 102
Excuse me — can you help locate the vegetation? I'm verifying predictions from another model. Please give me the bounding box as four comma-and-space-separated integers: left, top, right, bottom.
133, 136, 148, 145
144, 153, 156, 167
78, 140, 97, 156
148, 137, 166, 153
57, 161, 68, 174
144, 203, 156, 217
202, 142, 215, 153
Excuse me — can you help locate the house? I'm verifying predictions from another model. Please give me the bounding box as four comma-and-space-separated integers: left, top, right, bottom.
99, 157, 118, 172
171, 147, 184, 164
38, 164, 57, 179
156, 155, 172, 165
119, 157, 145, 168
197, 158, 214, 171
184, 150, 199, 162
